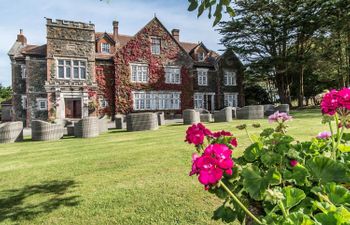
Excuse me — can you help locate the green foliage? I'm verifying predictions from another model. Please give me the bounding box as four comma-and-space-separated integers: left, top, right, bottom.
187, 0, 234, 26
209, 118, 350, 224
306, 156, 350, 184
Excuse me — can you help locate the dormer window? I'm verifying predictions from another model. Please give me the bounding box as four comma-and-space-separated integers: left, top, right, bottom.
101, 43, 110, 53
151, 37, 161, 54
197, 52, 205, 61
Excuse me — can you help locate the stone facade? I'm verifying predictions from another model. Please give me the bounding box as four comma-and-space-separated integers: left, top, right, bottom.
8, 17, 244, 125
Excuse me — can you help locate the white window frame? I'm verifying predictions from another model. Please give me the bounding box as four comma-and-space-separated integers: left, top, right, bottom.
197, 52, 205, 61
197, 68, 208, 86
130, 63, 149, 83
165, 66, 181, 84
132, 91, 181, 111
37, 98, 48, 111
194, 93, 204, 109
224, 93, 238, 107
101, 43, 110, 53
56, 58, 87, 80
99, 97, 108, 108
21, 64, 26, 79
151, 37, 161, 55
223, 69, 237, 86
21, 95, 27, 110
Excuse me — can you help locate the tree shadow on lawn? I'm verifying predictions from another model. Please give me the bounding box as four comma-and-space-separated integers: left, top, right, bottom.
0, 180, 80, 223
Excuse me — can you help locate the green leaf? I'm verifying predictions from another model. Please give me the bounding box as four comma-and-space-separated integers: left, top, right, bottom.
338, 144, 350, 153
306, 156, 350, 184
187, 0, 198, 11
212, 204, 236, 223
197, 2, 206, 17
243, 142, 263, 162
261, 151, 282, 167
315, 207, 350, 225
226, 6, 235, 17
260, 128, 274, 137
323, 183, 350, 206
241, 166, 281, 201
282, 187, 306, 210
283, 165, 310, 186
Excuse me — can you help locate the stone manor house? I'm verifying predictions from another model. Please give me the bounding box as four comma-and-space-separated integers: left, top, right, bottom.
8, 17, 244, 126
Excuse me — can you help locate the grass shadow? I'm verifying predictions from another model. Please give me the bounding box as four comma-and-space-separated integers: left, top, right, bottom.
0, 179, 80, 223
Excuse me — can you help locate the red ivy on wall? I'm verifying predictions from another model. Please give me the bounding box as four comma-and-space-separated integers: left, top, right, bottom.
96, 64, 115, 116
114, 19, 194, 114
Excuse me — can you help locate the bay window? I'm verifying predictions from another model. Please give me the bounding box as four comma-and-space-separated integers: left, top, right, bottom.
224, 93, 238, 107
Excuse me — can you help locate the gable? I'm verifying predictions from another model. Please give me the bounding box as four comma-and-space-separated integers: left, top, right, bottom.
129, 17, 191, 59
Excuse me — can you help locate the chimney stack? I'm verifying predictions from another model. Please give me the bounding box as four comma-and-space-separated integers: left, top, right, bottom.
171, 29, 180, 42
113, 20, 119, 41
16, 29, 27, 45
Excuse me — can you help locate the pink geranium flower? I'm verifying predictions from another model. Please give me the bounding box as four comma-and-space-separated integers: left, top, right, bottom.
268, 111, 292, 123
317, 131, 332, 139
212, 130, 232, 138
230, 138, 238, 147
185, 123, 212, 145
189, 143, 234, 189
336, 88, 350, 110
321, 90, 339, 115
290, 159, 298, 167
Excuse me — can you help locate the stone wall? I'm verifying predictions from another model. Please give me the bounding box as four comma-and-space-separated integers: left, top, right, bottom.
217, 51, 245, 107
11, 59, 26, 124
26, 57, 48, 124
46, 18, 95, 82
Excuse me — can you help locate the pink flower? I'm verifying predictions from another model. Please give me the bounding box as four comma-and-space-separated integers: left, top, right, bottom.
212, 130, 232, 138
230, 138, 238, 147
317, 131, 332, 139
189, 143, 234, 189
189, 153, 200, 176
268, 111, 292, 123
204, 144, 233, 174
336, 88, 350, 110
290, 159, 298, 167
185, 123, 212, 145
321, 90, 339, 115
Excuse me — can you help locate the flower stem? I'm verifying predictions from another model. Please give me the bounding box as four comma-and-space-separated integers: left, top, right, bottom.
219, 180, 262, 224
245, 128, 254, 144
278, 201, 288, 218
335, 125, 345, 160
328, 121, 336, 159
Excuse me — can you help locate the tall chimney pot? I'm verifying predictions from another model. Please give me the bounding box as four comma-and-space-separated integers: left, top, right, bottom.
171, 29, 180, 42
17, 29, 27, 45
113, 20, 119, 41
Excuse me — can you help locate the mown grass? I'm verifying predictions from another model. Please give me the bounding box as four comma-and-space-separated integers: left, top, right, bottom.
0, 109, 326, 225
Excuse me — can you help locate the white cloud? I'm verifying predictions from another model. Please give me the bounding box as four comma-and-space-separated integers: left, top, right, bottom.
0, 0, 228, 86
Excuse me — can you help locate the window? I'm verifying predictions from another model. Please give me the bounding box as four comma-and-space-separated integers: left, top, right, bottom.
165, 67, 181, 84
37, 98, 48, 110
224, 70, 237, 86
224, 93, 238, 107
197, 52, 205, 61
57, 59, 86, 80
99, 97, 108, 108
21, 95, 27, 109
197, 69, 208, 86
133, 91, 181, 110
101, 43, 110, 53
21, 65, 26, 79
194, 93, 204, 109
131, 64, 148, 83
151, 37, 161, 54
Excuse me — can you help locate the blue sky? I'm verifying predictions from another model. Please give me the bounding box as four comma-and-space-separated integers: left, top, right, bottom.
0, 0, 228, 87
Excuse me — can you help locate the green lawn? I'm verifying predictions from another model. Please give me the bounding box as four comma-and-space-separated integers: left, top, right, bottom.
0, 109, 327, 225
